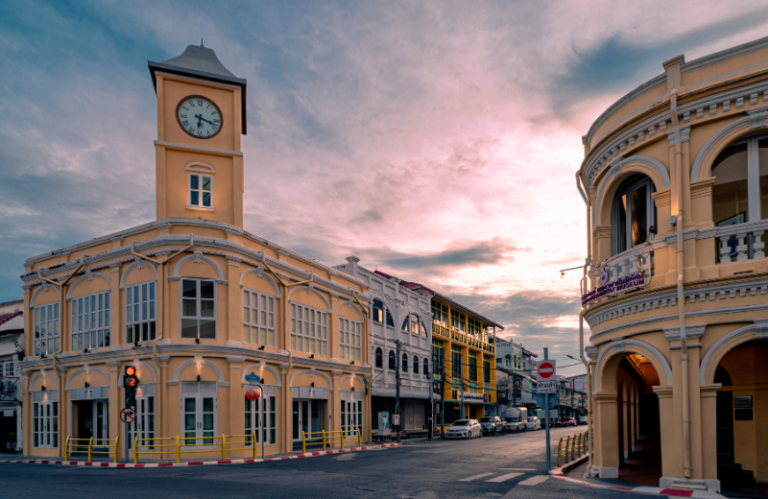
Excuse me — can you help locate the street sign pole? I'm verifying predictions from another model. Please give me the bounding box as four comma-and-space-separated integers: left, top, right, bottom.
544, 348, 550, 472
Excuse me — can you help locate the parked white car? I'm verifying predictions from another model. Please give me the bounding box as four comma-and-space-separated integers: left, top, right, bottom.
445, 419, 482, 439
527, 416, 542, 431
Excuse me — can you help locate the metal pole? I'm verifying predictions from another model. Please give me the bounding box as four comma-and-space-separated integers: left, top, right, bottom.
544, 348, 551, 472
259, 386, 265, 460
124, 416, 129, 463
395, 340, 401, 442
428, 355, 434, 441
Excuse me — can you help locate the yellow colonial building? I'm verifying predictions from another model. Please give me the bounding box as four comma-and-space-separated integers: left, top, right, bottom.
431, 293, 500, 422
578, 36, 768, 492
20, 44, 372, 460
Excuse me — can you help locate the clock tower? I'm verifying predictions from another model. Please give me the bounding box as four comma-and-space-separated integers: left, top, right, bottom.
148, 45, 247, 228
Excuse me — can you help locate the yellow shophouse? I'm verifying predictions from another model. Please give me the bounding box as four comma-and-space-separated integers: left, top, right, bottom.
431, 293, 501, 423
20, 44, 372, 460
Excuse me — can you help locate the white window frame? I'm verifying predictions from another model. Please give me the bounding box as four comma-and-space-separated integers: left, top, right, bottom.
180, 382, 217, 450
126, 281, 157, 344
34, 302, 59, 356
713, 136, 767, 223
32, 395, 58, 448
341, 395, 363, 438
71, 290, 111, 351
339, 318, 361, 361
188, 173, 214, 210
128, 386, 155, 450
244, 387, 277, 445
290, 303, 328, 355
243, 289, 276, 347
1, 360, 18, 398
181, 279, 217, 340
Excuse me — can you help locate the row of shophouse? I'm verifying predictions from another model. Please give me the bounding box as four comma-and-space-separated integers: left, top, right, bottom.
1, 43, 516, 460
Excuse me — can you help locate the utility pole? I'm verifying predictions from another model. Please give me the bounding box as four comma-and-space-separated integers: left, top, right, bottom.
428, 352, 434, 441
544, 348, 551, 472
460, 353, 465, 420
440, 352, 445, 438
395, 339, 401, 442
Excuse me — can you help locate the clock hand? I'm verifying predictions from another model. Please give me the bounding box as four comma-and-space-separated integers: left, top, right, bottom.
195, 114, 203, 128
195, 114, 215, 125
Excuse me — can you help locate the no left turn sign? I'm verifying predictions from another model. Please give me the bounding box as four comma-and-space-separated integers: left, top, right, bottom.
537, 360, 556, 381
120, 407, 136, 424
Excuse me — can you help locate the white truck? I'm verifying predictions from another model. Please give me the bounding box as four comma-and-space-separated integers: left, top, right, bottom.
504, 407, 528, 432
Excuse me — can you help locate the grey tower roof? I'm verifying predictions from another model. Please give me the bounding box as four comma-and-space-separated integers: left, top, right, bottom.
149, 45, 247, 134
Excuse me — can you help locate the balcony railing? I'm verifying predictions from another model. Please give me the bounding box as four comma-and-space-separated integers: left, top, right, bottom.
714, 220, 767, 263
431, 324, 495, 354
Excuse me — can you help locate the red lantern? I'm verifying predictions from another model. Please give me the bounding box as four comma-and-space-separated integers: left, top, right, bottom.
245, 388, 260, 401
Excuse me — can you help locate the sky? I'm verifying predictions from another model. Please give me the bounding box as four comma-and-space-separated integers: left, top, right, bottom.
2, 0, 768, 376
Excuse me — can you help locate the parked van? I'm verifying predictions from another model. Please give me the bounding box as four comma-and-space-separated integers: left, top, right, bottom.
504, 407, 528, 432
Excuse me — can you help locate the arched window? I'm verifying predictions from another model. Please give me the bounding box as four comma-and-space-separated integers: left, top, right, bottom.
385, 310, 394, 327
420, 322, 427, 336
402, 314, 420, 334
388, 351, 396, 370
611, 174, 657, 255
375, 347, 383, 368
423, 358, 429, 378
401, 317, 409, 332
402, 353, 408, 372
413, 355, 419, 374
373, 300, 384, 323
505, 354, 512, 368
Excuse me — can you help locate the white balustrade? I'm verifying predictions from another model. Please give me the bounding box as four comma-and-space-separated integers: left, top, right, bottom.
715, 222, 767, 263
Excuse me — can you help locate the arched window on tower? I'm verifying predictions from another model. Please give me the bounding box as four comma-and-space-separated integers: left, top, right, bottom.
388, 350, 396, 370
611, 174, 657, 255
711, 137, 768, 261
375, 347, 383, 368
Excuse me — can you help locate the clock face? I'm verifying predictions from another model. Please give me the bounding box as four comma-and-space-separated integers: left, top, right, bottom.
176, 95, 222, 139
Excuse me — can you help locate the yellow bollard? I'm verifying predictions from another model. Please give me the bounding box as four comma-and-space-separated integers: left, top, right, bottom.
557, 438, 563, 467
565, 436, 571, 464
341, 431, 345, 451
65, 437, 70, 461
302, 432, 306, 454
134, 437, 139, 464
221, 434, 227, 461
357, 428, 361, 448
88, 436, 94, 462
114, 436, 119, 463
322, 430, 326, 451
252, 433, 257, 460
176, 435, 181, 463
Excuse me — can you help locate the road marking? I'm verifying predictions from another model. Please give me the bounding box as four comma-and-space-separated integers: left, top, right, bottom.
517, 476, 549, 486
487, 472, 522, 483
498, 468, 537, 471
459, 472, 495, 481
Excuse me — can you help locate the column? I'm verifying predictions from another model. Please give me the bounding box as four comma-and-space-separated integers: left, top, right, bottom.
594, 392, 619, 478
280, 363, 290, 453
106, 360, 121, 458
227, 357, 244, 445
699, 384, 721, 487
654, 385, 676, 480
331, 370, 341, 433
157, 355, 169, 457
225, 255, 242, 344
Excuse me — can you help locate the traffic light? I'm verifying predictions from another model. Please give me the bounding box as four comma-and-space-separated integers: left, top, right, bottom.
124, 365, 139, 409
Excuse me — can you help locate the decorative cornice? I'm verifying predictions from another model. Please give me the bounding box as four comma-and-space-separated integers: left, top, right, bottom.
663, 325, 706, 341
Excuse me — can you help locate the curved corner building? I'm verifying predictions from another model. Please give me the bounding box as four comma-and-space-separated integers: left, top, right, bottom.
579, 37, 768, 492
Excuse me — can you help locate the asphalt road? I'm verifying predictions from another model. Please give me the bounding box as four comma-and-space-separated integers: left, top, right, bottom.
0, 426, 636, 498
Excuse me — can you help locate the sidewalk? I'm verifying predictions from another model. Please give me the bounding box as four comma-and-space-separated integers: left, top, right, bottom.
0, 443, 402, 468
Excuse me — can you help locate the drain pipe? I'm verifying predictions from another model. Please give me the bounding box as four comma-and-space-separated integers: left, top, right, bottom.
574, 171, 595, 470
670, 91, 692, 479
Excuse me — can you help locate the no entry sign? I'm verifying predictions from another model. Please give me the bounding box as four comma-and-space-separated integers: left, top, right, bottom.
537, 360, 556, 381
120, 407, 136, 424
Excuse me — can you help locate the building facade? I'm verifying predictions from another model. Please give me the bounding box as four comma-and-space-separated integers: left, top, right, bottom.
19, 45, 373, 460
431, 293, 501, 423
0, 300, 23, 452
578, 37, 768, 491
335, 258, 433, 434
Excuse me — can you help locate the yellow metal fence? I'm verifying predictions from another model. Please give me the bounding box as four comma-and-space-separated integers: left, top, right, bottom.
64, 436, 119, 462
133, 433, 258, 463
557, 432, 589, 467
301, 429, 361, 454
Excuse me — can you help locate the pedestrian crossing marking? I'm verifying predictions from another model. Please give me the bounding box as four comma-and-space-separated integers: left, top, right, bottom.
459, 472, 495, 481
517, 476, 548, 486
487, 472, 522, 483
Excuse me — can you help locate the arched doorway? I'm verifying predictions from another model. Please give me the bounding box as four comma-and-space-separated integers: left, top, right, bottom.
595, 345, 666, 483
616, 353, 662, 484
714, 338, 768, 491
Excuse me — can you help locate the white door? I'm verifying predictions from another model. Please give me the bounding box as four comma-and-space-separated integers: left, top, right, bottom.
181, 382, 217, 449
128, 394, 154, 450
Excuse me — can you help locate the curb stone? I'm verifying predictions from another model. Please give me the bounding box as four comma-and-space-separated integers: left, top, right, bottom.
0, 443, 402, 469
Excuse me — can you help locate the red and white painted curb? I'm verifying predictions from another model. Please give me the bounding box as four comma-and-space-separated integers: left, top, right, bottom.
550, 461, 725, 498
0, 443, 402, 469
